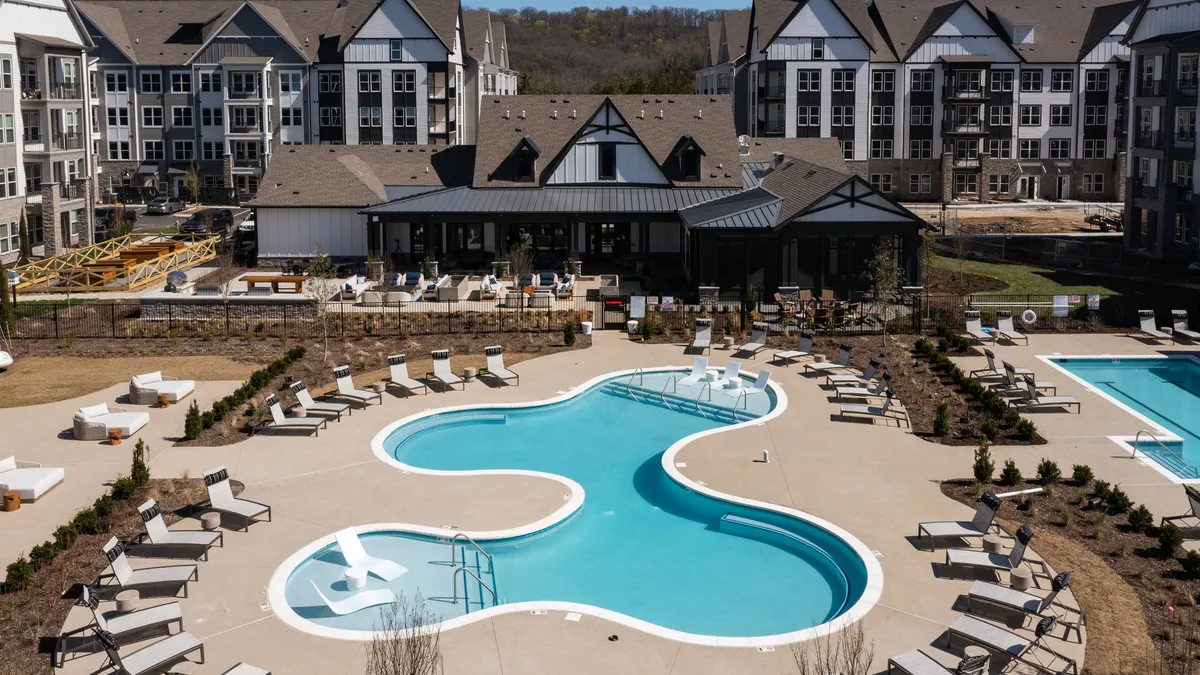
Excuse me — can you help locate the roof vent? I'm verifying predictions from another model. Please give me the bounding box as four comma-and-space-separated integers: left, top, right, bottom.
657, 109, 664, 119
425, 166, 429, 173
738, 136, 751, 156
275, 183, 282, 188
668, 98, 675, 103
550, 97, 557, 103
643, 97, 649, 103
520, 109, 526, 119
551, 110, 557, 119
638, 110, 645, 119
771, 151, 785, 169
655, 97, 662, 103
504, 109, 510, 119
697, 109, 703, 119
570, 109, 576, 118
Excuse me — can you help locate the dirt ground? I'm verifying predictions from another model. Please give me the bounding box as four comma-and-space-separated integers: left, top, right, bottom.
955, 208, 1104, 235
921, 264, 1009, 294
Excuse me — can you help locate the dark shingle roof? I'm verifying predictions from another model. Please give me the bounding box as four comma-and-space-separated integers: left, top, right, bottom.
474, 95, 743, 189
251, 145, 473, 207
740, 137, 850, 173
463, 9, 491, 63
409, 0, 459, 51
761, 157, 854, 224
491, 20, 508, 68
706, 21, 722, 67
722, 9, 751, 62
873, 0, 973, 63
753, 0, 876, 53
979, 0, 1139, 63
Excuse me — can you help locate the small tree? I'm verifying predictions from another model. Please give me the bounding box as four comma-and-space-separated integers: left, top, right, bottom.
0, 264, 13, 332
365, 593, 445, 675
182, 162, 201, 204
933, 401, 949, 437
973, 439, 995, 484
998, 459, 1022, 486
305, 245, 341, 363
184, 401, 203, 440
131, 438, 151, 486
504, 243, 534, 285
17, 211, 32, 264
790, 621, 874, 675
864, 241, 904, 346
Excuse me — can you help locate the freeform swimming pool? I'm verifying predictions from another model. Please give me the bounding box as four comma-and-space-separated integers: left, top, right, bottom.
272, 368, 881, 646
1049, 356, 1200, 479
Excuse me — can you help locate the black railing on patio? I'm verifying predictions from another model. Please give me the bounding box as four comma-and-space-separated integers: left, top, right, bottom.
1138, 78, 1165, 97
1137, 131, 1162, 149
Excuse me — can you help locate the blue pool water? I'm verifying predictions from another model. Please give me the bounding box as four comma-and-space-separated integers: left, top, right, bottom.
1053, 357, 1200, 478
283, 371, 870, 638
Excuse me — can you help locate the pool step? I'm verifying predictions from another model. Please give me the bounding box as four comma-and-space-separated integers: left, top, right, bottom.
458, 548, 500, 614
601, 382, 761, 422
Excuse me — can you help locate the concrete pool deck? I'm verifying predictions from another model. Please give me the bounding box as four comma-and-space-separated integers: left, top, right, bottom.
10, 330, 1196, 673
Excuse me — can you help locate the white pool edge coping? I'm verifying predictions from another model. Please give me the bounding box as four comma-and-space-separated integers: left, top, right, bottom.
267, 365, 884, 648
1038, 353, 1199, 485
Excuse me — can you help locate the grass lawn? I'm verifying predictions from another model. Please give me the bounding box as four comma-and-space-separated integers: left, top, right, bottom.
930, 255, 1180, 295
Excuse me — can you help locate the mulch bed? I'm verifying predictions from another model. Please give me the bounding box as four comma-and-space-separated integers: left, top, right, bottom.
0, 477, 237, 675
923, 264, 1010, 294
942, 478, 1200, 672
176, 332, 591, 447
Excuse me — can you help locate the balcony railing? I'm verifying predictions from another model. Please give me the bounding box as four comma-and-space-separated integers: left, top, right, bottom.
763, 84, 786, 98
229, 123, 261, 133
26, 193, 42, 205
227, 88, 260, 99
952, 156, 981, 168
944, 87, 987, 100
233, 156, 261, 169
1137, 131, 1163, 149
1175, 182, 1194, 201
429, 121, 448, 134
1137, 78, 1164, 97
49, 82, 82, 99
1137, 182, 1159, 200
1179, 76, 1199, 95
53, 133, 84, 151
430, 87, 447, 99
60, 183, 83, 200
23, 136, 43, 152
942, 120, 986, 134
1177, 130, 1196, 149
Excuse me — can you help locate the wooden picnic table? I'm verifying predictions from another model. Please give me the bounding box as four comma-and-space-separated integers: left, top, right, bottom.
244, 275, 306, 294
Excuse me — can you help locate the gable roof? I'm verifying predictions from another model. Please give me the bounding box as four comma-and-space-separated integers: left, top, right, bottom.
250, 144, 473, 207
463, 9, 492, 63
336, 0, 456, 52
722, 9, 751, 62
980, 0, 1138, 63
491, 20, 508, 68
762, 157, 855, 224
753, 0, 877, 53
706, 20, 723, 67
75, 2, 135, 61
739, 137, 850, 174
474, 95, 743, 189
873, 0, 1015, 63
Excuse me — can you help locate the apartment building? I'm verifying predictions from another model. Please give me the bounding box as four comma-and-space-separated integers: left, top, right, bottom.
702, 0, 1137, 204
696, 10, 751, 136
1, 0, 97, 265
462, 10, 519, 144
1122, 0, 1200, 259
73, 0, 516, 203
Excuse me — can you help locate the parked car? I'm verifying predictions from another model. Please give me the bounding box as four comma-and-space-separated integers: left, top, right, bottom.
179, 208, 234, 234
147, 196, 185, 214
93, 207, 138, 241
237, 215, 255, 233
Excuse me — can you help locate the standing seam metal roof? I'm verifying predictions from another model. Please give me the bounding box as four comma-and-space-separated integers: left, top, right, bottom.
361, 186, 743, 215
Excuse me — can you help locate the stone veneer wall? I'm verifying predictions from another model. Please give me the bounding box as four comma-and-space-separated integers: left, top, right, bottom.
98, 160, 146, 199
0, 197, 24, 265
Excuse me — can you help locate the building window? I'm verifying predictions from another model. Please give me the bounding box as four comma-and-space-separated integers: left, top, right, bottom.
281, 108, 302, 126
870, 139, 893, 159
1177, 213, 1194, 242
989, 105, 1012, 127
140, 72, 161, 93
911, 70, 933, 92
358, 107, 382, 127
811, 38, 824, 59
201, 107, 222, 126
24, 163, 40, 192
172, 107, 193, 127
796, 106, 819, 126
1082, 173, 1106, 194
0, 59, 10, 90
840, 139, 853, 159
598, 143, 617, 180
517, 149, 535, 181
871, 106, 893, 125
1019, 105, 1041, 126
832, 106, 853, 126
1175, 160, 1194, 187
1083, 139, 1107, 159
1085, 70, 1109, 92
0, 114, 12, 144
358, 71, 381, 93
390, 39, 404, 61
990, 70, 1013, 92
1019, 139, 1040, 159
0, 167, 15, 198
987, 174, 1010, 194
832, 69, 854, 92
142, 106, 163, 127
910, 106, 932, 126
393, 70, 416, 93
1049, 139, 1070, 159
173, 140, 194, 161
796, 70, 820, 91
144, 140, 163, 161
872, 71, 894, 92
320, 107, 342, 126
202, 141, 221, 161
909, 173, 932, 194
0, 221, 15, 254
954, 173, 978, 194
910, 139, 932, 159
106, 107, 128, 127
988, 139, 1012, 159
231, 72, 258, 96
870, 173, 893, 192
679, 148, 701, 180
1020, 69, 1043, 92
280, 72, 301, 93
1049, 105, 1072, 126
1051, 70, 1073, 92
68, 210, 78, 236
170, 72, 191, 94
232, 107, 258, 129
319, 72, 341, 93
105, 72, 127, 92
1084, 105, 1107, 126
200, 72, 222, 92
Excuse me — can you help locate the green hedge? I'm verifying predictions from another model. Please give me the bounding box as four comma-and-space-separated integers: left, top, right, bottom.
184, 347, 306, 439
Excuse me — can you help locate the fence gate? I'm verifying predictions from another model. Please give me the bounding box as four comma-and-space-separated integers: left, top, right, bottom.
600, 296, 628, 329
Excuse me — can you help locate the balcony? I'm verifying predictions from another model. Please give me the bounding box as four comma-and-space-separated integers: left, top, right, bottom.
1137, 78, 1164, 97
762, 84, 786, 99
1175, 182, 1194, 201
227, 88, 260, 100
1137, 181, 1159, 200
48, 82, 82, 99
26, 192, 42, 205
23, 136, 43, 152
1136, 131, 1163, 149
429, 120, 448, 134
430, 86, 447, 99
1115, 119, 1127, 135
233, 156, 261, 169
944, 87, 987, 101
1177, 130, 1196, 149
229, 123, 261, 134
59, 183, 84, 200
1179, 76, 1199, 96
761, 119, 785, 135
952, 156, 981, 168
25, 133, 84, 152
1116, 81, 1128, 98
942, 120, 986, 134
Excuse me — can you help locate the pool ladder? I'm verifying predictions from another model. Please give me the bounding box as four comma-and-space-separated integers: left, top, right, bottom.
447, 532, 492, 573
694, 382, 713, 419
451, 566, 496, 608
730, 389, 749, 423
624, 368, 646, 401
1133, 430, 1200, 479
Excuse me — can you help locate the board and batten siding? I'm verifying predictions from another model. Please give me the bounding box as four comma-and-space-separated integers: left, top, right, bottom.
545, 140, 668, 185
356, 0, 439, 40
1131, 0, 1200, 44
258, 207, 367, 258
647, 222, 681, 253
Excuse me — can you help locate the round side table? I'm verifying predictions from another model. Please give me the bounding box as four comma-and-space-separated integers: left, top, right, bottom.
157, 393, 171, 408
345, 566, 368, 591
721, 336, 735, 350
1009, 567, 1034, 591
3, 491, 20, 512
982, 534, 1004, 553
107, 429, 123, 445
115, 589, 140, 613
200, 512, 221, 531
463, 367, 478, 382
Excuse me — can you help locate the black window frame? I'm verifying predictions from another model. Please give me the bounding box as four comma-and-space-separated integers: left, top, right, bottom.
598, 142, 617, 181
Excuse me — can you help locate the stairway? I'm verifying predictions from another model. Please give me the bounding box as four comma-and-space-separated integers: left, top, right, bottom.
601, 382, 763, 423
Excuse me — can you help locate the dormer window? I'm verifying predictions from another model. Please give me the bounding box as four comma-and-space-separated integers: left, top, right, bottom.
668, 135, 706, 183
680, 148, 700, 181
518, 148, 536, 181
504, 136, 541, 183
599, 143, 617, 180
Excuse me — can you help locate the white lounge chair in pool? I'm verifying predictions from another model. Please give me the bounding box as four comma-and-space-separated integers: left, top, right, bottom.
946, 524, 1033, 579
947, 616, 1077, 675
835, 372, 892, 401
677, 356, 710, 387
1137, 309, 1173, 343
917, 492, 1002, 549
289, 381, 350, 420
135, 499, 222, 560
838, 388, 909, 427
335, 528, 409, 581
689, 318, 712, 355
73, 402, 151, 441
57, 585, 184, 667
482, 346, 520, 386
0, 455, 64, 502
99, 537, 198, 598
997, 362, 1056, 396
129, 371, 196, 405
773, 329, 815, 366
1008, 377, 1081, 413
92, 626, 205, 675
202, 466, 272, 531
994, 311, 1029, 345
1171, 309, 1200, 341
804, 342, 858, 375
428, 349, 464, 391
1172, 310, 1200, 342
723, 369, 770, 399
311, 581, 397, 616
385, 354, 429, 397
887, 649, 988, 675
735, 322, 769, 358
334, 365, 382, 406
264, 394, 326, 436
968, 572, 1083, 639
719, 361, 741, 389
964, 311, 995, 345
826, 357, 884, 386
1161, 485, 1200, 530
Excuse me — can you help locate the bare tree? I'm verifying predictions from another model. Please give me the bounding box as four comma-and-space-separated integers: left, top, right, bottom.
952, 229, 971, 282
304, 245, 341, 363
504, 243, 534, 285
790, 621, 874, 675
864, 240, 904, 347
217, 252, 237, 304
365, 593, 445, 675
182, 162, 200, 205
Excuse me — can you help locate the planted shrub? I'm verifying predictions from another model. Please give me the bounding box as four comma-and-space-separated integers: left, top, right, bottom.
1036, 459, 1062, 485
4, 556, 34, 592
1015, 419, 1037, 441
1107, 485, 1133, 515
92, 494, 114, 519
933, 402, 949, 437
980, 417, 1000, 441
998, 459, 1023, 486
28, 542, 57, 572
1128, 504, 1155, 534
1092, 480, 1112, 501
72, 509, 100, 535
914, 338, 934, 355
563, 321, 576, 347
53, 524, 78, 550
1184, 550, 1200, 578
110, 476, 137, 501
201, 411, 215, 430
1161, 523, 1185, 557
131, 438, 150, 487
184, 400, 202, 440
1003, 409, 1022, 427
973, 441, 995, 484
1071, 464, 1094, 486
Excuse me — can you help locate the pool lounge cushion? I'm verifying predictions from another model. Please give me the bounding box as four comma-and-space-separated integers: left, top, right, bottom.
0, 465, 66, 501
74, 403, 151, 439
131, 372, 196, 404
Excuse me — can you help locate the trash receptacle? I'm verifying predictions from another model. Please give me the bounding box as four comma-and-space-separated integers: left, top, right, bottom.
626, 320, 638, 334
581, 321, 593, 335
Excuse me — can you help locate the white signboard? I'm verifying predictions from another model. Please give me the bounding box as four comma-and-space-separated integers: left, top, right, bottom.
1052, 295, 1069, 318
630, 296, 646, 319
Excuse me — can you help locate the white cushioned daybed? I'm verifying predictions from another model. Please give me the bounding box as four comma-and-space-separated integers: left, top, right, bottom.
0, 456, 65, 502
130, 372, 196, 405
74, 403, 151, 441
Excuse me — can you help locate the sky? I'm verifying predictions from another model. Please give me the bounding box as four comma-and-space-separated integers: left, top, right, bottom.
467, 1, 749, 9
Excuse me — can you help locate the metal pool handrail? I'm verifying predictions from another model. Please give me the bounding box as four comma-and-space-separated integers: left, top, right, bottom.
448, 532, 493, 573
1134, 430, 1199, 479
659, 373, 678, 408
624, 367, 645, 395
694, 381, 712, 417
731, 389, 749, 423
452, 566, 496, 608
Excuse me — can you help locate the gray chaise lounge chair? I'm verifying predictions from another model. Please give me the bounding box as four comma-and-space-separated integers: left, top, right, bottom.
98, 537, 198, 598
201, 466, 271, 531
289, 381, 350, 420
947, 615, 1077, 674
805, 342, 857, 375
482, 346, 520, 386
56, 585, 184, 667
968, 572, 1084, 641
1008, 377, 1080, 413
93, 626, 205, 675
689, 318, 712, 355
1137, 309, 1173, 343
946, 524, 1033, 579
427, 349, 465, 391
386, 354, 429, 396
263, 394, 326, 436
1161, 484, 1200, 531
334, 365, 383, 406
994, 311, 1029, 345
917, 491, 1002, 549
773, 329, 815, 366
735, 322, 769, 358
964, 311, 995, 345
1172, 310, 1200, 342
887, 649, 988, 675
133, 498, 222, 560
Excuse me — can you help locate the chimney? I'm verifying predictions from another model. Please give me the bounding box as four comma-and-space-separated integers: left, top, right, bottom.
771, 151, 785, 169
